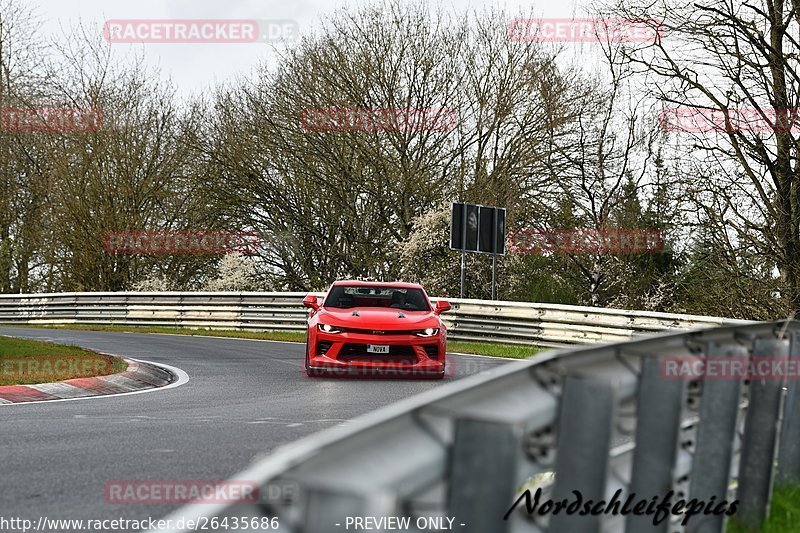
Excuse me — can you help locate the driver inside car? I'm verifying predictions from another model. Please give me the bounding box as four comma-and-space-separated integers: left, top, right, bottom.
389, 291, 407, 308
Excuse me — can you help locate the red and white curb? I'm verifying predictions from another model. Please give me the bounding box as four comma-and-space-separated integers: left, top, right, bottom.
0, 355, 181, 404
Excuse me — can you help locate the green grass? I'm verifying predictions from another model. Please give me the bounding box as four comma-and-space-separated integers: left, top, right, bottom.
448, 340, 540, 359
0, 324, 541, 359
0, 336, 127, 386
728, 485, 800, 532
0, 323, 308, 342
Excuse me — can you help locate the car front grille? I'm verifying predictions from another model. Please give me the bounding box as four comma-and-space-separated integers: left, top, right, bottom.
337, 343, 418, 364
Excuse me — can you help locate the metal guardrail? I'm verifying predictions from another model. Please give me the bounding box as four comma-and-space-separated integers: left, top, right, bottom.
0, 292, 746, 347
151, 320, 800, 532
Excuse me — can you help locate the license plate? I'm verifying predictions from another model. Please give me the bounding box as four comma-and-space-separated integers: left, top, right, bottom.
367, 344, 389, 354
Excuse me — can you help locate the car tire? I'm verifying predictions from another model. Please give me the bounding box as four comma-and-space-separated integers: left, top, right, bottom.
305, 341, 315, 377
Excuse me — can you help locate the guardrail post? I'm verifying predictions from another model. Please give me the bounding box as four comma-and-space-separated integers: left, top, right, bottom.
174, 292, 181, 327
626, 356, 686, 533
239, 292, 244, 329
123, 292, 129, 326
735, 336, 788, 528
777, 330, 800, 485
304, 489, 362, 531
549, 375, 614, 533
302, 487, 393, 533
686, 342, 747, 533
447, 418, 518, 533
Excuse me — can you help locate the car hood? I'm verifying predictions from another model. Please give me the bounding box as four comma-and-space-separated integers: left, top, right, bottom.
318, 307, 439, 330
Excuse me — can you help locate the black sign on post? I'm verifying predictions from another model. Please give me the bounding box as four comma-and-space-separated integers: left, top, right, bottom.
450, 203, 507, 299
478, 206, 507, 255
450, 203, 480, 252
495, 209, 506, 255
450, 203, 506, 255
465, 204, 479, 252
450, 203, 465, 250
478, 206, 494, 253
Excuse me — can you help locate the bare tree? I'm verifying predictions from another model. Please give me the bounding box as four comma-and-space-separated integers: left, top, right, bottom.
531, 27, 673, 307
197, 2, 582, 292
0, 0, 50, 292
605, 0, 800, 317
39, 26, 215, 290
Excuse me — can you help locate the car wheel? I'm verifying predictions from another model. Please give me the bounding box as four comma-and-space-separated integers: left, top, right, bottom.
305, 341, 314, 377
305, 341, 325, 377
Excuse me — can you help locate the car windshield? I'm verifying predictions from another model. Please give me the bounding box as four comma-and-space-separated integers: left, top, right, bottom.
324, 286, 430, 311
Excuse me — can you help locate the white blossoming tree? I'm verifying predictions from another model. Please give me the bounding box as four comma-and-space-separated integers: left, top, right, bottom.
202, 253, 263, 292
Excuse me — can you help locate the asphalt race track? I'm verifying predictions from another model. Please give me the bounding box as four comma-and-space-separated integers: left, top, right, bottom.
0, 326, 515, 527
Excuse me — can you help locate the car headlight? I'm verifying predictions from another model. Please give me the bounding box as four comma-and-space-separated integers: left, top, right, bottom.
414, 328, 439, 337
318, 323, 343, 334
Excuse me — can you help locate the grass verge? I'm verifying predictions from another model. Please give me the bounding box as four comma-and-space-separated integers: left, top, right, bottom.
0, 336, 127, 386
448, 340, 539, 359
0, 324, 541, 359
728, 485, 800, 532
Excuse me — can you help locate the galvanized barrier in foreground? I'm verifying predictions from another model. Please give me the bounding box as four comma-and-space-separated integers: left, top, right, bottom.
0, 291, 745, 347
151, 320, 800, 533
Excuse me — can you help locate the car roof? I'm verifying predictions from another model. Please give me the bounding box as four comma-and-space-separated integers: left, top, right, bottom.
331, 280, 424, 290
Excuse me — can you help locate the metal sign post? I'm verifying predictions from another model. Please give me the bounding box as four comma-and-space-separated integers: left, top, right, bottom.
460, 206, 467, 299
450, 203, 506, 300
491, 208, 497, 300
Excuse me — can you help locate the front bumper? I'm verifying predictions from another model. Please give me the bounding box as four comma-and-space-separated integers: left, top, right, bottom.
308, 330, 446, 377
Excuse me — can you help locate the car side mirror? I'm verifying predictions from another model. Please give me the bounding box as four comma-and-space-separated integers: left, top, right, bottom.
435, 300, 452, 315
303, 294, 320, 311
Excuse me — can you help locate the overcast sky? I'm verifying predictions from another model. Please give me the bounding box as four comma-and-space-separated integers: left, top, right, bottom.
29, 0, 590, 97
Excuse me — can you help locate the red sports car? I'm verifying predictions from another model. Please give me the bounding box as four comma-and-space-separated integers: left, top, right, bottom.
302, 280, 451, 378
